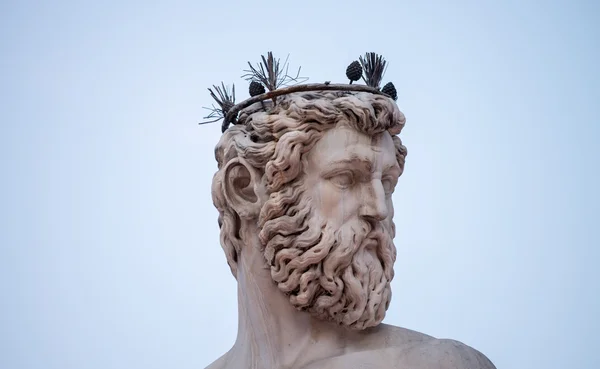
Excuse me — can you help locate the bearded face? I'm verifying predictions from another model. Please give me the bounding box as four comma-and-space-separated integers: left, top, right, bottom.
259, 123, 401, 329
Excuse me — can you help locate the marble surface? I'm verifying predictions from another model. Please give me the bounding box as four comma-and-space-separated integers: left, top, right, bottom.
207, 92, 496, 369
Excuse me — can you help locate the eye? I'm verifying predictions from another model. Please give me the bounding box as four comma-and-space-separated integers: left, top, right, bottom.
328, 171, 355, 189
382, 177, 396, 195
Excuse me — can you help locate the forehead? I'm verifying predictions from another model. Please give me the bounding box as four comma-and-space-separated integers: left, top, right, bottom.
309, 124, 398, 171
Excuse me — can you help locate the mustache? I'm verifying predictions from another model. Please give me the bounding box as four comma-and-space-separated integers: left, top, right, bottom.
270, 218, 392, 284
319, 219, 393, 291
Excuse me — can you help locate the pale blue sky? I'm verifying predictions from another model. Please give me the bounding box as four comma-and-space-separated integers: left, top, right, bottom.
1, 0, 598, 368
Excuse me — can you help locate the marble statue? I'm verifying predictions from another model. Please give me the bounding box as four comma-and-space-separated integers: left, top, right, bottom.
202, 53, 496, 369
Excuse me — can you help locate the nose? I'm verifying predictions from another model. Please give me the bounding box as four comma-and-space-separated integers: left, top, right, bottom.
359, 179, 388, 222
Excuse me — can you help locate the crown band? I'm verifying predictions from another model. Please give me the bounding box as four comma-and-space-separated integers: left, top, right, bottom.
222, 83, 388, 132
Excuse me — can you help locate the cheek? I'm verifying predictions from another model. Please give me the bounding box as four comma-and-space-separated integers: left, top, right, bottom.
313, 182, 361, 225
314, 182, 340, 218
387, 197, 394, 218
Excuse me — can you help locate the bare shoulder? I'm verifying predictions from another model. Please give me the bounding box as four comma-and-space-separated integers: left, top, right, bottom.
400, 338, 497, 369
301, 324, 493, 369
368, 324, 495, 368
350, 323, 435, 349
302, 325, 495, 369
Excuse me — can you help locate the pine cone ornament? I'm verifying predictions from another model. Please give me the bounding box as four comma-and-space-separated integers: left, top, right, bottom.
249, 81, 266, 97
346, 61, 363, 84
382, 82, 397, 101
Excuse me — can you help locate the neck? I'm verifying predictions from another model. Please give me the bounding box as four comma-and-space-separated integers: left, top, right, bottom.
229, 241, 352, 369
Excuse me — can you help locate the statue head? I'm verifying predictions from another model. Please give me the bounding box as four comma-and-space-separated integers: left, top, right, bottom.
211, 91, 407, 330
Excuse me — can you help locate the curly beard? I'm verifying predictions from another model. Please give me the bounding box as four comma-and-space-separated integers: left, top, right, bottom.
259, 193, 397, 330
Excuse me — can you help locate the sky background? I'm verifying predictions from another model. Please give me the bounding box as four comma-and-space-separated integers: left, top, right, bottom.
1, 0, 598, 368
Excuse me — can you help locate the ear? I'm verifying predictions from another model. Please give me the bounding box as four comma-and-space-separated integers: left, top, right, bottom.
221, 157, 264, 219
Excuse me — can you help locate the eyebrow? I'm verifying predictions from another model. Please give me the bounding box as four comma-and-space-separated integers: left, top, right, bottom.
325, 155, 371, 170
323, 155, 400, 174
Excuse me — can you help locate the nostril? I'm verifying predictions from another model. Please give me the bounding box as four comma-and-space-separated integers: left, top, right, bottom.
360, 205, 387, 220
361, 215, 380, 230
360, 205, 387, 221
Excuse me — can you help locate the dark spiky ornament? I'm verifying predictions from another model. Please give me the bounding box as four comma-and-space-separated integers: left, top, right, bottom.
346, 61, 363, 84
381, 82, 397, 100
201, 52, 401, 132
249, 81, 266, 97
360, 52, 387, 89
221, 100, 234, 113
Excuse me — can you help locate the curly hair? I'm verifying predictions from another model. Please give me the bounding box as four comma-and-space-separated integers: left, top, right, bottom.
211, 91, 407, 278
